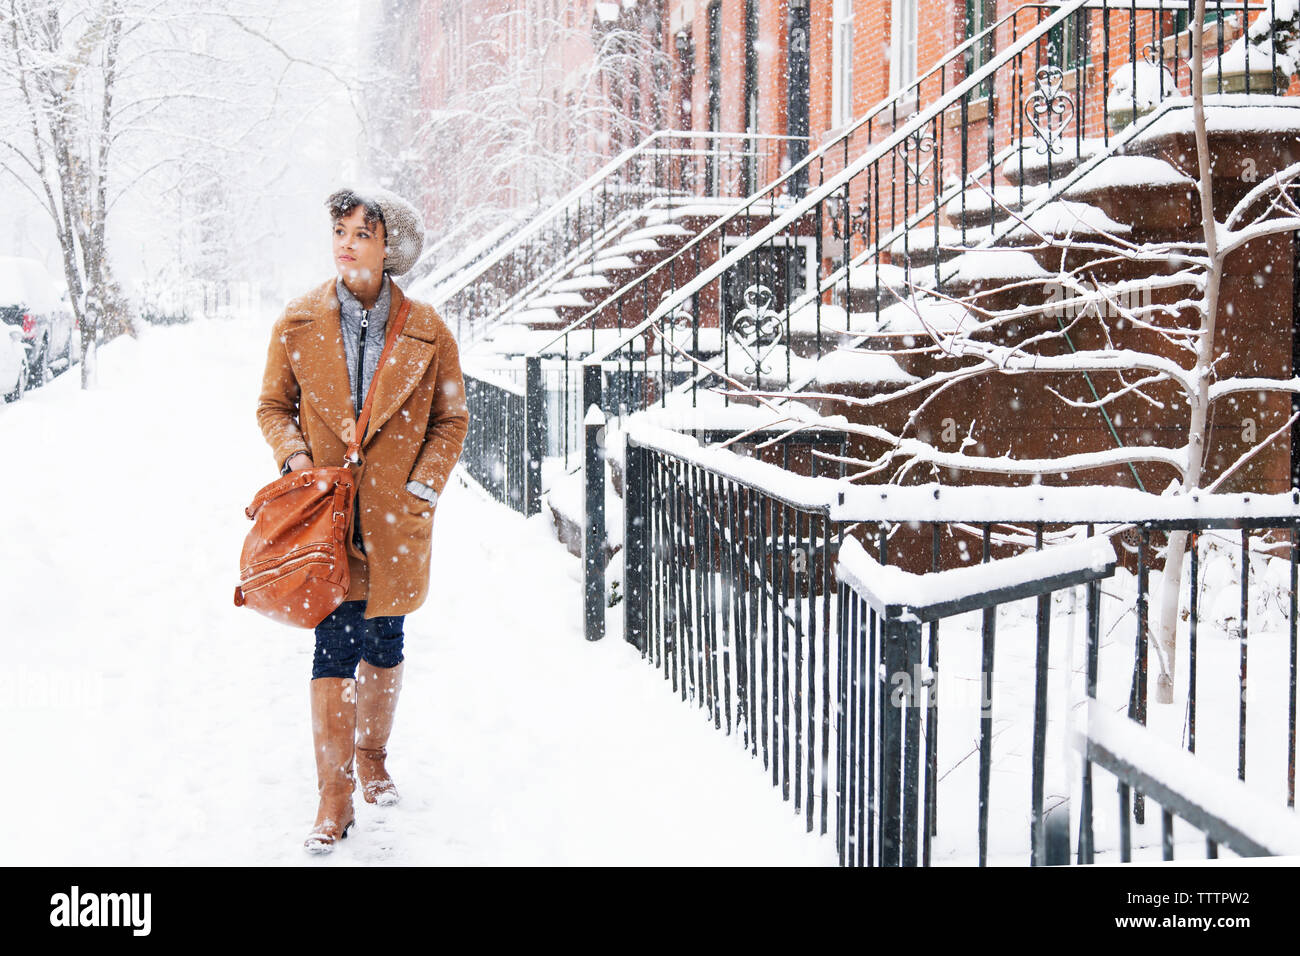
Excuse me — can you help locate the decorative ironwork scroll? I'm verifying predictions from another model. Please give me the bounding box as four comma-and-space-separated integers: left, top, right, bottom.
1023, 65, 1074, 155
729, 283, 783, 376
898, 117, 935, 186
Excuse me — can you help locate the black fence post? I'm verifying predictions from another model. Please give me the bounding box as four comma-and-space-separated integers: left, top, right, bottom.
880, 610, 922, 866
1045, 801, 1071, 866
583, 360, 605, 642
624, 437, 647, 652
525, 353, 544, 517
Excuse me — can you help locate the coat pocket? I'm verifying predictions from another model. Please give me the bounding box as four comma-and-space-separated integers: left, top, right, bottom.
403, 489, 435, 521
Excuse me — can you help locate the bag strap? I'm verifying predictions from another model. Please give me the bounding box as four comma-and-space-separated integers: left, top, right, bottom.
345, 294, 411, 465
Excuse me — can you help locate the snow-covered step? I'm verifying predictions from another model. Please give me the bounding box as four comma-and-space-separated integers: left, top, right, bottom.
583, 255, 640, 274
515, 306, 565, 328
1066, 154, 1192, 194
599, 238, 662, 257
1000, 137, 1107, 187
1063, 155, 1196, 233
526, 292, 594, 310
551, 275, 613, 293
623, 223, 693, 242
944, 248, 1051, 287
1004, 199, 1132, 240
944, 183, 1047, 229
809, 347, 920, 391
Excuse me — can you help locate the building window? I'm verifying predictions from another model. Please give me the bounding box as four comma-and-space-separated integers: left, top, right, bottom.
1049, 8, 1092, 70
890, 0, 918, 94
744, 0, 758, 193
965, 0, 997, 96
707, 0, 722, 193
831, 0, 854, 129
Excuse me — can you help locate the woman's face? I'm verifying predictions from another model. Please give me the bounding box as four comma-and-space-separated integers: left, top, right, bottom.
333, 205, 386, 284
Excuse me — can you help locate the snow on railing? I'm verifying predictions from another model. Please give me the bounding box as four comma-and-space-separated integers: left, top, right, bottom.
623, 416, 1300, 525
620, 416, 1300, 865
1073, 700, 1300, 858
836, 533, 1117, 622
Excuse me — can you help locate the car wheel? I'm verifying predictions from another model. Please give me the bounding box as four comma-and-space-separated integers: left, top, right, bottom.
4, 352, 29, 403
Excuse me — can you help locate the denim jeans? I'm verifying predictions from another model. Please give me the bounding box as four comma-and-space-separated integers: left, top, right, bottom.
312, 600, 405, 679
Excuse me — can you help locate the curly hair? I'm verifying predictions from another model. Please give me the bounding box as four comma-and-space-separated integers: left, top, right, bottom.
326, 188, 387, 237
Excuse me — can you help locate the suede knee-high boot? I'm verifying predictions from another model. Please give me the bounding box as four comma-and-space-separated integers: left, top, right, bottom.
304, 677, 357, 853
355, 660, 403, 806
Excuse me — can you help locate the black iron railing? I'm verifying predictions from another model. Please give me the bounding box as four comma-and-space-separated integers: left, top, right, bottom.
620, 422, 1300, 865
621, 423, 850, 833
572, 1, 1277, 423
1074, 700, 1300, 861
434, 131, 807, 346
836, 533, 1118, 866
461, 363, 544, 516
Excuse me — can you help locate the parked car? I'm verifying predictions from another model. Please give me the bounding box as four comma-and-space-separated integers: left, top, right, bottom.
50, 278, 82, 370
1, 325, 26, 402
0, 256, 79, 400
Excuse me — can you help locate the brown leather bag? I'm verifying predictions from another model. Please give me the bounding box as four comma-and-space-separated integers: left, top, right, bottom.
234, 297, 410, 628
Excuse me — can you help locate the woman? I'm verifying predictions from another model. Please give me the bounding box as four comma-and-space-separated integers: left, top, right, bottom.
255, 185, 469, 853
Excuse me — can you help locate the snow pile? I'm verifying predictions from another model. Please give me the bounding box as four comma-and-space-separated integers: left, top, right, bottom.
837, 533, 1116, 617
874, 295, 973, 335
846, 260, 908, 292
945, 184, 1045, 218
812, 347, 919, 386
946, 248, 1050, 283
1108, 60, 1178, 114
1066, 155, 1193, 194
1009, 199, 1131, 238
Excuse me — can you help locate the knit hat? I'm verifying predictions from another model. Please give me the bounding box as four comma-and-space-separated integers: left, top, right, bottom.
332, 183, 426, 277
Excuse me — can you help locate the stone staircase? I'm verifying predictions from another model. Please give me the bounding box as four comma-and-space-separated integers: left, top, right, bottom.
474, 195, 805, 359
794, 103, 1300, 499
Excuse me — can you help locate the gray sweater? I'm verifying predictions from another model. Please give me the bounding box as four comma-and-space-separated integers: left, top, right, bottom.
337, 273, 390, 421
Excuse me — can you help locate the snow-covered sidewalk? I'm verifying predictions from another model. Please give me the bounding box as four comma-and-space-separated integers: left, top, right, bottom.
0, 314, 833, 866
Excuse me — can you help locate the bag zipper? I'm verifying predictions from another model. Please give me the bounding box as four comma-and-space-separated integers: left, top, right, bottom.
355, 308, 368, 418
243, 542, 339, 576
239, 549, 336, 593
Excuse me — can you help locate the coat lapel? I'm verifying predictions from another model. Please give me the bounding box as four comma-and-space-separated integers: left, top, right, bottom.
283, 277, 438, 450
364, 281, 438, 446
284, 278, 355, 447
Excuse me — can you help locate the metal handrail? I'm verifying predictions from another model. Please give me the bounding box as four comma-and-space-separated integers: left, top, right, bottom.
580, 0, 1093, 367
429, 129, 808, 309
533, 1, 1075, 357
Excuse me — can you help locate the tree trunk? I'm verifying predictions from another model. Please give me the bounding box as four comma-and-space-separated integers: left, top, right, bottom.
1152, 0, 1222, 705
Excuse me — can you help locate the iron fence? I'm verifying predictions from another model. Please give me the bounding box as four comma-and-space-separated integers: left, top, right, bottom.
620, 422, 1300, 865
461, 362, 544, 516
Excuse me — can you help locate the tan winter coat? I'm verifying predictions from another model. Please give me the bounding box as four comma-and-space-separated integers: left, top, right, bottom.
256, 276, 469, 619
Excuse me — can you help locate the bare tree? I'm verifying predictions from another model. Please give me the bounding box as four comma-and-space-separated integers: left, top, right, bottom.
410, 5, 673, 263
0, 0, 363, 387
